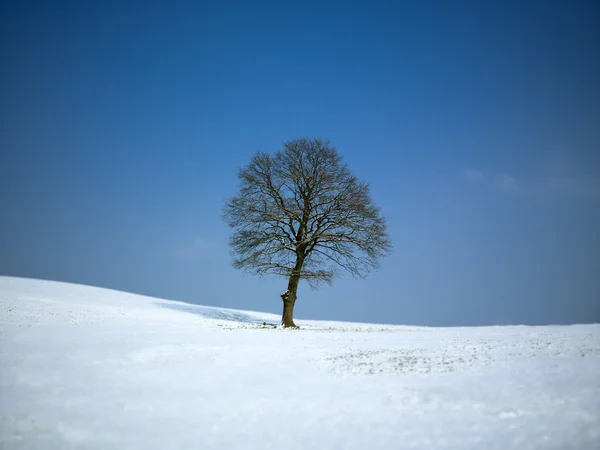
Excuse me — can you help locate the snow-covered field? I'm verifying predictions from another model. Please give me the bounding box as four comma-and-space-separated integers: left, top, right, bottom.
1, 276, 598, 449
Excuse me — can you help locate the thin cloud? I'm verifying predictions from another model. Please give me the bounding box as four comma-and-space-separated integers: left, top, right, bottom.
465, 169, 600, 199
172, 237, 212, 259
541, 176, 600, 197
494, 173, 522, 195
465, 169, 485, 182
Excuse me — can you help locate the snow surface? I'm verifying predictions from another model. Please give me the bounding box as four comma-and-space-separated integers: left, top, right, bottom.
1, 276, 599, 449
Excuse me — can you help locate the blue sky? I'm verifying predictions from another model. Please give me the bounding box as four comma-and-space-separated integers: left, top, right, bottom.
1, 0, 598, 326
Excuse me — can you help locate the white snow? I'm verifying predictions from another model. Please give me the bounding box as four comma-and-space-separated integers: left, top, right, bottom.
1, 276, 599, 449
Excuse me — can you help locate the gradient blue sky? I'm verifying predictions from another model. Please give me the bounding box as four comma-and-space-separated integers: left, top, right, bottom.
1, 0, 599, 326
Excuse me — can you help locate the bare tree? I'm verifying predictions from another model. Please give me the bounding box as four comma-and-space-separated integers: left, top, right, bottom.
223, 138, 392, 327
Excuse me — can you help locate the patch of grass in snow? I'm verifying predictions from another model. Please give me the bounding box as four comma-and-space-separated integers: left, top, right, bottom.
329, 350, 415, 375
325, 335, 600, 376
326, 348, 487, 375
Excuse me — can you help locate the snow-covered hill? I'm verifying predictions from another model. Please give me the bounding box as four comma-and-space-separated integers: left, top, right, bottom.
1, 276, 599, 449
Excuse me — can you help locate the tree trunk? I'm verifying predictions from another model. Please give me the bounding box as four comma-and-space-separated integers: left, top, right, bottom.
281, 292, 297, 328
281, 258, 303, 328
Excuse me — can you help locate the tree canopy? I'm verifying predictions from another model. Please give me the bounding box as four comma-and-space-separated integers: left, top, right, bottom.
223, 138, 391, 326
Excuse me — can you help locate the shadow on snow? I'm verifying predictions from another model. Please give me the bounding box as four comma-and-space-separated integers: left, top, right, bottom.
155, 301, 280, 327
